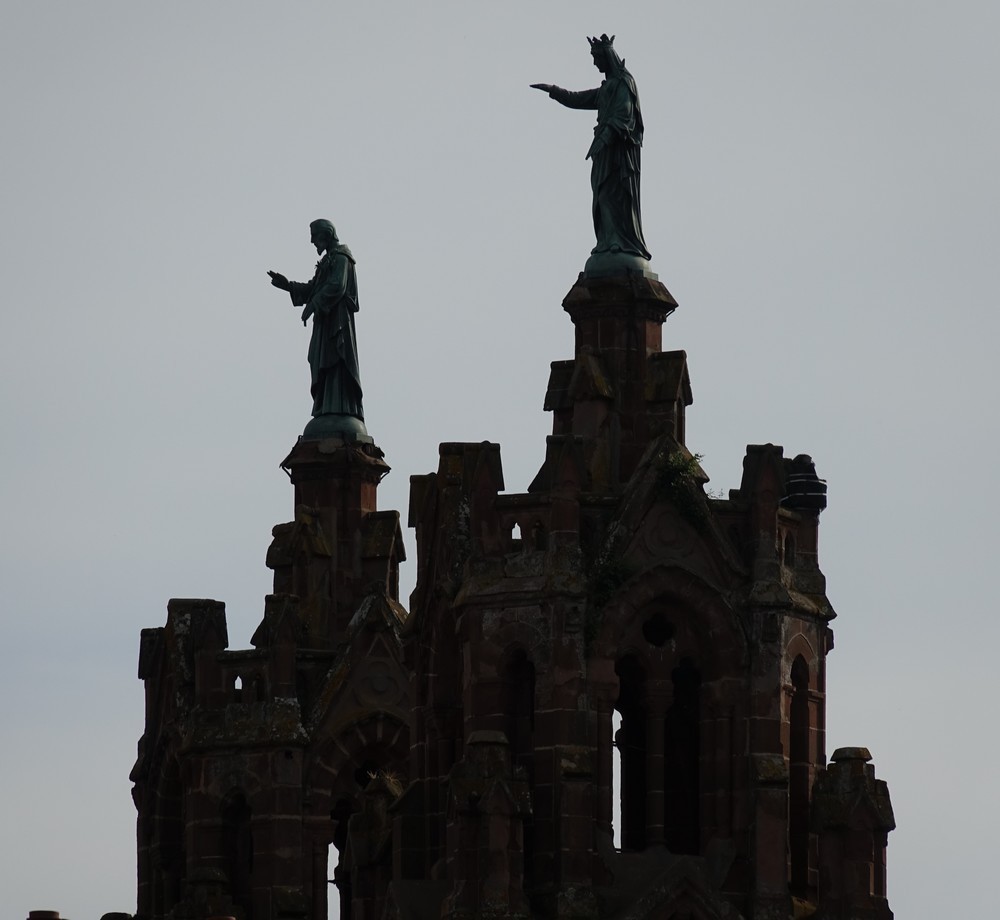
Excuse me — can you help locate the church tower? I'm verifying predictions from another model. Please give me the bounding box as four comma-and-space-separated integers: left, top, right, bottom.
131, 40, 894, 916
131, 260, 894, 920
398, 266, 895, 920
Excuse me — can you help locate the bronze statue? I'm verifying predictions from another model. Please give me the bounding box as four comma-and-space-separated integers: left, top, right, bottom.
532, 35, 651, 275
268, 220, 366, 438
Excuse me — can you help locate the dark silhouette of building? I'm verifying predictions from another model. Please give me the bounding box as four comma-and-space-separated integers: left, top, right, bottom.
129, 271, 894, 920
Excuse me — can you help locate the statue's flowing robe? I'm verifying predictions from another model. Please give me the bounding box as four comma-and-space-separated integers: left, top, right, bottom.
550, 74, 651, 260
287, 244, 364, 419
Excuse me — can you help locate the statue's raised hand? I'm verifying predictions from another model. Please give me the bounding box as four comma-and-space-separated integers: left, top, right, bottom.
530, 83, 555, 94
268, 270, 290, 291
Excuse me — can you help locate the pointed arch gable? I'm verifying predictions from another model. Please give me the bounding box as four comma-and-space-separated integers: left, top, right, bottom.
616, 859, 742, 920
305, 622, 411, 744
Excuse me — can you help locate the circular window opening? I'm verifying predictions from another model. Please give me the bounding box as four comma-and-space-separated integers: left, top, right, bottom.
642, 612, 675, 647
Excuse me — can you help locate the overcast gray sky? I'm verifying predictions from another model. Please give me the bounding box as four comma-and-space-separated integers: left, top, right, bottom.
2, 2, 997, 917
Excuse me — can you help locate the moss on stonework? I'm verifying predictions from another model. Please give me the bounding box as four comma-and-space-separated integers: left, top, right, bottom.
586, 556, 633, 655
656, 450, 709, 531
591, 556, 632, 611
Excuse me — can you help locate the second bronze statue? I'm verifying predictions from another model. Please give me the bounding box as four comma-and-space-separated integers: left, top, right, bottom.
268, 220, 368, 440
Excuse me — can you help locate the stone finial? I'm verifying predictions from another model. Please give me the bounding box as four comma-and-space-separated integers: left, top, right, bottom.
781, 453, 828, 513
812, 748, 895, 918
830, 746, 872, 763
813, 747, 894, 831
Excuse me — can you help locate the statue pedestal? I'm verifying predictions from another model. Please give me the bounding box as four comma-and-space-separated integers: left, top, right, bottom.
302, 412, 371, 442
277, 435, 399, 639
583, 250, 657, 280
540, 271, 682, 488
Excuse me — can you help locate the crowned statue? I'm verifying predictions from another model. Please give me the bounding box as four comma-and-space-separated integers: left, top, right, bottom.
532, 34, 653, 277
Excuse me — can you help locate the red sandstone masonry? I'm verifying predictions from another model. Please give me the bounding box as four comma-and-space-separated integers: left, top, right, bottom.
131, 271, 893, 920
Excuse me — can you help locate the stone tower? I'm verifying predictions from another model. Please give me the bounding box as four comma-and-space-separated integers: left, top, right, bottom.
132, 269, 894, 920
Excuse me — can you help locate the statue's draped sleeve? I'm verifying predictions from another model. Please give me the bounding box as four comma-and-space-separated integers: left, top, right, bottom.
591, 78, 637, 148
548, 86, 600, 110
548, 82, 637, 160
287, 253, 357, 316
288, 279, 313, 308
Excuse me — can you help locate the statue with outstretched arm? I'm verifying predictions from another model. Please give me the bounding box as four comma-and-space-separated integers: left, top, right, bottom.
532, 34, 651, 273
268, 219, 366, 437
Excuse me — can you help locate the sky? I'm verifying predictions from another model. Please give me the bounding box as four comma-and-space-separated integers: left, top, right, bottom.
1, 2, 997, 917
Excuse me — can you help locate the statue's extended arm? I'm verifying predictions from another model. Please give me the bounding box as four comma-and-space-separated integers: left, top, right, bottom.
530, 83, 600, 110
268, 270, 314, 326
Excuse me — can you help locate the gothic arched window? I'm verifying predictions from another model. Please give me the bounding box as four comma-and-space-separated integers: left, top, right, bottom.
615, 655, 647, 851
789, 655, 810, 895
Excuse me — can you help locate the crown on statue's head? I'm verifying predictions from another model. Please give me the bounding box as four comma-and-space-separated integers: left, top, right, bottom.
587, 33, 616, 50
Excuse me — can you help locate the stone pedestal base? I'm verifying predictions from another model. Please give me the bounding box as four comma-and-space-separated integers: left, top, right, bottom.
302, 413, 370, 441
584, 250, 657, 280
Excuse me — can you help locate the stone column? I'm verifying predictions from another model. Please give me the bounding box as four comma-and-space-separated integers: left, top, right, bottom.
701, 686, 733, 845
749, 753, 792, 920
442, 732, 531, 920
593, 694, 615, 837
553, 745, 599, 920
645, 682, 671, 846
309, 832, 328, 920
